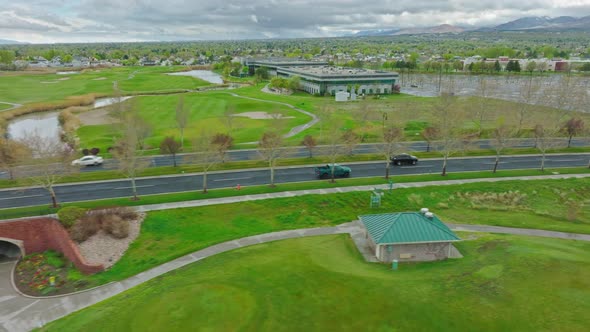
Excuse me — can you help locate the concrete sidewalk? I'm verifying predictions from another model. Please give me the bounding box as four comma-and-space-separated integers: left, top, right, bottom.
2, 219, 590, 331
0, 223, 364, 332
136, 173, 590, 212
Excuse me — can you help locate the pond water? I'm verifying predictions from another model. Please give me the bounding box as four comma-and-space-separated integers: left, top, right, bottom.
399, 73, 590, 107
93, 96, 132, 108
7, 97, 134, 141
7, 111, 60, 141
167, 70, 223, 84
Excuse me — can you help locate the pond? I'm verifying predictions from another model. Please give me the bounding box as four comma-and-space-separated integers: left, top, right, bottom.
167, 70, 224, 84
7, 97, 134, 141
93, 96, 132, 108
398, 73, 590, 108
7, 111, 60, 141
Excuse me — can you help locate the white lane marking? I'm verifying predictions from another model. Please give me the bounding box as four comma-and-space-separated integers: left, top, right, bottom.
112, 185, 155, 190
0, 295, 15, 303
399, 165, 431, 168
0, 195, 43, 201
546, 159, 586, 162
481, 162, 509, 165
213, 177, 252, 182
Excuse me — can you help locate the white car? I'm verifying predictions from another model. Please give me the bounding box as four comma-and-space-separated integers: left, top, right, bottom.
72, 155, 104, 166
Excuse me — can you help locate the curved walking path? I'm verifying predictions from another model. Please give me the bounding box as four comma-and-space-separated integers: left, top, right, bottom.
226, 91, 319, 139
2, 173, 590, 331
0, 102, 22, 112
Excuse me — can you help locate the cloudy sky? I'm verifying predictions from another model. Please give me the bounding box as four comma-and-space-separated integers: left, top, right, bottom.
1, 0, 590, 43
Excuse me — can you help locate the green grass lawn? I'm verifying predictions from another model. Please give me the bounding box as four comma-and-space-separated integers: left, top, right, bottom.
38, 234, 590, 331
0, 66, 209, 105
0, 103, 12, 111
51, 176, 588, 287
77, 90, 310, 150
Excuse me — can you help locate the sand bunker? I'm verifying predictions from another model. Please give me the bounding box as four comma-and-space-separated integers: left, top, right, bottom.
92, 77, 107, 80
57, 77, 70, 81
40, 81, 59, 84
232, 111, 294, 119
78, 108, 118, 126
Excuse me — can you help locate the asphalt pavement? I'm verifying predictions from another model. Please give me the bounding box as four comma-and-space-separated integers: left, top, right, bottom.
0, 153, 588, 209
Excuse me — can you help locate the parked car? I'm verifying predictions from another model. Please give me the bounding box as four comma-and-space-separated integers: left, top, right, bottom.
314, 164, 351, 179
391, 153, 418, 166
72, 155, 104, 166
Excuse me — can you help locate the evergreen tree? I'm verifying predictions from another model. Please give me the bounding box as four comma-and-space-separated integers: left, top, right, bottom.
494, 60, 501, 72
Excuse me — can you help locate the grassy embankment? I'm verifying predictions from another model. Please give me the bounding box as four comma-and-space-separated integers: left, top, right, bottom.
39, 233, 590, 331
12, 176, 585, 290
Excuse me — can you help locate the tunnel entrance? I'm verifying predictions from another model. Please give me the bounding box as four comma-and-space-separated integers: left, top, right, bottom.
0, 240, 23, 262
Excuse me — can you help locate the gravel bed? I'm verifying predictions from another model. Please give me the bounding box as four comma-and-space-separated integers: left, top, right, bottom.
78, 213, 145, 269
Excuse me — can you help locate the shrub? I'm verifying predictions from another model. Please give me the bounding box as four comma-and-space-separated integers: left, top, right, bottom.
45, 250, 65, 268
57, 206, 87, 229
90, 147, 100, 155
70, 215, 101, 243
103, 215, 130, 239
81, 148, 89, 156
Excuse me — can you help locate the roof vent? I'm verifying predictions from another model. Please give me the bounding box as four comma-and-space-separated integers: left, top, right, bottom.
420, 208, 429, 214
425, 212, 434, 219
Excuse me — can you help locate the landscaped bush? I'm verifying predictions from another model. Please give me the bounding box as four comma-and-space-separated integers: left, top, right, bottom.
90, 147, 100, 155
70, 207, 136, 242
57, 206, 88, 229
102, 215, 130, 239
70, 215, 101, 242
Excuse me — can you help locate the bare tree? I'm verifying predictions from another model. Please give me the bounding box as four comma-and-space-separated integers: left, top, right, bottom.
321, 118, 345, 182
224, 105, 236, 135
0, 138, 30, 180
316, 105, 333, 142
421, 126, 440, 152
175, 95, 189, 148
341, 129, 360, 156
490, 124, 515, 173
192, 132, 220, 193
134, 115, 152, 151
544, 75, 588, 124
301, 134, 317, 158
21, 133, 77, 208
533, 124, 561, 172
562, 117, 584, 148
380, 125, 403, 179
352, 102, 375, 142
433, 91, 463, 176
516, 76, 542, 135
159, 136, 182, 167
211, 133, 233, 163
112, 103, 149, 200
472, 77, 498, 137
258, 131, 283, 187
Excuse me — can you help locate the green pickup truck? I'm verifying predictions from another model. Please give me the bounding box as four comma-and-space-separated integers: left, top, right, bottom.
314, 164, 351, 179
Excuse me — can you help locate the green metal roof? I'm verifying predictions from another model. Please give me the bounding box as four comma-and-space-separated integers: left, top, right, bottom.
358, 212, 461, 245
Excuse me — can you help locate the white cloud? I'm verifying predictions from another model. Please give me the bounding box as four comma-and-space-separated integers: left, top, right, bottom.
0, 0, 589, 43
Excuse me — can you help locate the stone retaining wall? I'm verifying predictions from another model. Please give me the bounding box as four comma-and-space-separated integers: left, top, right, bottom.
0, 217, 103, 274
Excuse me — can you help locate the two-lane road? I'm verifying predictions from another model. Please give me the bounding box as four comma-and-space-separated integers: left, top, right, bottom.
1, 153, 588, 209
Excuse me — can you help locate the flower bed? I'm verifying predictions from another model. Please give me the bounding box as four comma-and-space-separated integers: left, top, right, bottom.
14, 251, 96, 296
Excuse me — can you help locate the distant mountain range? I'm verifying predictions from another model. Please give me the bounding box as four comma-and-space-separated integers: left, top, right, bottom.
351, 15, 590, 37
0, 39, 27, 45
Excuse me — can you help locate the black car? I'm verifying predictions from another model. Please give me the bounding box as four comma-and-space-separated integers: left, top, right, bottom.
391, 153, 418, 166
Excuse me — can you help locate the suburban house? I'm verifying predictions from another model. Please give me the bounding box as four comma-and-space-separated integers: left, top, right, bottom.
358, 210, 461, 262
